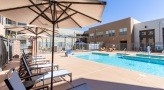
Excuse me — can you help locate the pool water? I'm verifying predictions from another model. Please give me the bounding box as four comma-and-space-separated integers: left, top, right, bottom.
74, 53, 164, 77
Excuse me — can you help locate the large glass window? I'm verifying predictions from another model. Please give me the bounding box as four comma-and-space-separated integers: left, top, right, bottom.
141, 31, 146, 36
6, 18, 16, 25
119, 28, 127, 35
17, 22, 27, 26
89, 33, 94, 38
96, 32, 103, 38
106, 30, 115, 37
148, 31, 154, 35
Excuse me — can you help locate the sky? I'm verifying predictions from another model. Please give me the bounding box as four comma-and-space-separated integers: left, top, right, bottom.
74, 0, 164, 31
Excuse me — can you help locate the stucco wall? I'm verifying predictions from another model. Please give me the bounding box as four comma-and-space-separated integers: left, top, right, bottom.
0, 24, 5, 36
134, 18, 164, 48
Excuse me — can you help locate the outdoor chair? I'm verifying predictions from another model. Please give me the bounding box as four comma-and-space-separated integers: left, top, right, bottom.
23, 54, 59, 69
22, 50, 50, 63
108, 48, 113, 52
99, 47, 106, 51
4, 68, 49, 90
67, 83, 92, 90
23, 52, 50, 64
21, 56, 72, 85
19, 55, 59, 74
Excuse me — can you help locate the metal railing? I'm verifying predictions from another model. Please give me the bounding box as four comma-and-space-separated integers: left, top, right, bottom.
37, 42, 164, 53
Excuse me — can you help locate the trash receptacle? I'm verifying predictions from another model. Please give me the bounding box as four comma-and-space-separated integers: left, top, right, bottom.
67, 49, 71, 54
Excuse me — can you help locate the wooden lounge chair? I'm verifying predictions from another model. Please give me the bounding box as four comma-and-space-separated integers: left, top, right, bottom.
109, 48, 113, 52
100, 47, 106, 51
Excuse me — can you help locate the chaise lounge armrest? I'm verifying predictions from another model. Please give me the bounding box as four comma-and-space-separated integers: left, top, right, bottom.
21, 73, 44, 80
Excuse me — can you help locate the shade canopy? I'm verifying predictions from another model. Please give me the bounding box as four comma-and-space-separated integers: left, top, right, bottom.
17, 34, 49, 39
0, 0, 106, 28
5, 25, 59, 36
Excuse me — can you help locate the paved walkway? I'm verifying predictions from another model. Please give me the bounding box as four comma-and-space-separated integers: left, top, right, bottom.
0, 51, 164, 90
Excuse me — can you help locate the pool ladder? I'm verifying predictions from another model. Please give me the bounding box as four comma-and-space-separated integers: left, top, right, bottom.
124, 48, 127, 54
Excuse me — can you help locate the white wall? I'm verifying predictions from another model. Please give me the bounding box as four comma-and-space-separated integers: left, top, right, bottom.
134, 18, 164, 48
0, 24, 5, 36
0, 16, 5, 36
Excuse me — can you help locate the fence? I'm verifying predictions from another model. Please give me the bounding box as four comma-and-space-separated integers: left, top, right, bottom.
37, 42, 164, 53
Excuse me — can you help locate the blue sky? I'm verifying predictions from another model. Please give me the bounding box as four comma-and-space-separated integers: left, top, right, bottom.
74, 0, 164, 31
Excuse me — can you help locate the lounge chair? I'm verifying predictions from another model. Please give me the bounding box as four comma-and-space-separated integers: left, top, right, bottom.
21, 56, 72, 85
19, 55, 59, 74
23, 53, 50, 64
22, 50, 50, 64
67, 83, 92, 90
99, 47, 106, 51
4, 68, 49, 90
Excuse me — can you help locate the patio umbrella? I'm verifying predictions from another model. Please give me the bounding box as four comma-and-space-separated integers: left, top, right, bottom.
17, 33, 49, 55
17, 33, 49, 39
5, 25, 58, 57
0, 0, 106, 89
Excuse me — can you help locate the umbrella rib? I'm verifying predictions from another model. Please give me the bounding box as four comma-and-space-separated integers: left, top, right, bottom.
58, 3, 101, 22
29, 0, 52, 23
49, 0, 54, 21
54, 3, 59, 28
55, 11, 59, 28
38, 28, 47, 35
55, 1, 106, 5
39, 29, 51, 35
28, 7, 52, 24
30, 3, 53, 24
27, 27, 36, 34
55, 3, 72, 23
0, 3, 49, 12
56, 12, 77, 23
57, 4, 82, 28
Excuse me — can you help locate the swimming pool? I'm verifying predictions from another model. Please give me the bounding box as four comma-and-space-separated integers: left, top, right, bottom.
74, 53, 164, 77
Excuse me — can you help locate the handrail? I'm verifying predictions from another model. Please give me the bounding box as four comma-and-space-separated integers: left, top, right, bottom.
124, 48, 126, 54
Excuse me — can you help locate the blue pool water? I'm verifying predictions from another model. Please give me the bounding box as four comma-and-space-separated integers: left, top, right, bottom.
74, 53, 164, 77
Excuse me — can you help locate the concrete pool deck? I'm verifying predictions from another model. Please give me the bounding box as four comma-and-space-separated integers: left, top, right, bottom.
0, 51, 164, 90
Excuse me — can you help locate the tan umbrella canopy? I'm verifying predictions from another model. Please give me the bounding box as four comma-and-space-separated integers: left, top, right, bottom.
5, 25, 59, 36
5, 25, 58, 57
0, 0, 106, 89
0, 0, 106, 28
17, 34, 49, 39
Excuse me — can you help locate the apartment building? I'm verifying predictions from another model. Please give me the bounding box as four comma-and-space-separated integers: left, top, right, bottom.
134, 18, 164, 51
88, 17, 140, 50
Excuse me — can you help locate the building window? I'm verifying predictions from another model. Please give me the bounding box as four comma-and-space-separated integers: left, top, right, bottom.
148, 31, 154, 35
106, 30, 115, 37
6, 18, 16, 25
141, 31, 146, 36
96, 32, 103, 38
90, 42, 94, 44
119, 28, 127, 35
17, 22, 27, 26
89, 33, 94, 38
97, 42, 103, 45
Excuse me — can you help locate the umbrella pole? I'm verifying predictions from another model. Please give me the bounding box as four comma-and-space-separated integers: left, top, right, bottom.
51, 23, 55, 90
36, 36, 37, 57
36, 28, 38, 57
